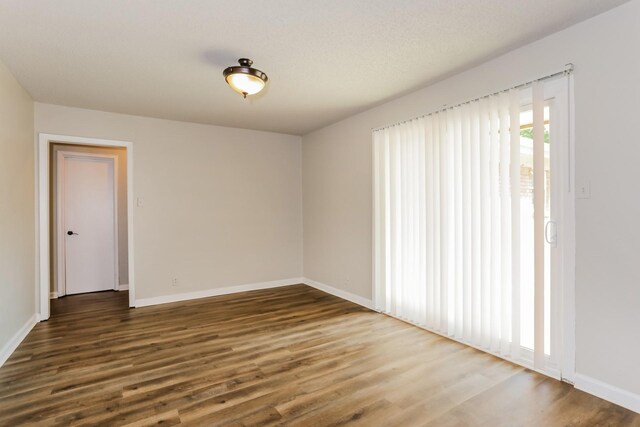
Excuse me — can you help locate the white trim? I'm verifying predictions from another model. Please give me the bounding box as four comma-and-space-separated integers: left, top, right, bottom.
49, 292, 58, 299
118, 284, 129, 291
575, 373, 640, 414
0, 314, 38, 368
37, 135, 50, 320
55, 152, 64, 296
371, 128, 377, 310
135, 278, 305, 308
55, 151, 119, 296
134, 277, 374, 311
561, 74, 576, 384
303, 277, 374, 309
37, 133, 135, 320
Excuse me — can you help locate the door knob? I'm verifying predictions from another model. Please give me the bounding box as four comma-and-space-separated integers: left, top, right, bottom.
67, 230, 79, 236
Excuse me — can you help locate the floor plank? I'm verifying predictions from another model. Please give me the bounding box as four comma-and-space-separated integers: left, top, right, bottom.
0, 285, 637, 426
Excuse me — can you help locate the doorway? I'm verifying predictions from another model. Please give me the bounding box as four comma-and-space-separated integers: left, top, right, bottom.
37, 134, 135, 320
372, 74, 575, 383
53, 149, 121, 296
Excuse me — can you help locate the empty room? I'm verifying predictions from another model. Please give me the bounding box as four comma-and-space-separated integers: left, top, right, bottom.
1, 1, 639, 425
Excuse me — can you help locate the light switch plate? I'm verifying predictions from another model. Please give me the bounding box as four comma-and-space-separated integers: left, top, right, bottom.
576, 182, 591, 199
137, 197, 144, 207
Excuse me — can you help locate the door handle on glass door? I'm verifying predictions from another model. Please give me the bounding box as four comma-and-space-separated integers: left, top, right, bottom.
544, 220, 557, 247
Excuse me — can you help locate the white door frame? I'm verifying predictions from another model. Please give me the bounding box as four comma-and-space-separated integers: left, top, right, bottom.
559, 75, 576, 384
55, 151, 119, 297
37, 133, 135, 320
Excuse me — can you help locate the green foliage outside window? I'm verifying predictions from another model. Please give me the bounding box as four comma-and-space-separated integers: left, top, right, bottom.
520, 127, 550, 143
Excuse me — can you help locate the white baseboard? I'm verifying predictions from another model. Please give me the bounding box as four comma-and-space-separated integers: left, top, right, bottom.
133, 277, 374, 311
0, 314, 38, 368
49, 291, 58, 299
118, 284, 129, 291
575, 373, 640, 414
134, 277, 305, 308
302, 277, 373, 309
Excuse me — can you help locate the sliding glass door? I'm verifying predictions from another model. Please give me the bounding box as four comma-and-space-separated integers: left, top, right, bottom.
373, 76, 571, 379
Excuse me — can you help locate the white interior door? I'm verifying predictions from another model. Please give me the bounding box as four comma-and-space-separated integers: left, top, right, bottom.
62, 154, 117, 295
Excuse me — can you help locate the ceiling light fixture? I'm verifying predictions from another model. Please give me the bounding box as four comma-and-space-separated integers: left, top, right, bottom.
223, 58, 268, 99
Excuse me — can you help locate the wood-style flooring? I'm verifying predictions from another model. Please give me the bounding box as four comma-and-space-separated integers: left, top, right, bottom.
0, 284, 638, 426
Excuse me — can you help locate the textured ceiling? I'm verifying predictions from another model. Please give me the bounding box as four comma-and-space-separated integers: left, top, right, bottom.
0, 0, 630, 135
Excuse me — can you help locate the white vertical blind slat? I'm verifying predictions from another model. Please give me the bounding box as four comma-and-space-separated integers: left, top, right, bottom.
373, 131, 383, 309
417, 118, 427, 325
454, 108, 464, 338
383, 130, 392, 313
439, 111, 449, 335
489, 95, 501, 352
461, 104, 472, 340
533, 81, 546, 370
390, 127, 401, 315
470, 102, 482, 344
479, 98, 491, 348
400, 124, 408, 319
425, 116, 435, 328
499, 92, 512, 356
509, 89, 521, 359
433, 115, 442, 330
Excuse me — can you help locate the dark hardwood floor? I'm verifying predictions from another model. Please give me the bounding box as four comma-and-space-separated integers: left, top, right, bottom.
0, 285, 637, 426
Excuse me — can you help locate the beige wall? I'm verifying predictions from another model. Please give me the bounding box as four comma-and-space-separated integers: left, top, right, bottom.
50, 144, 128, 289
35, 103, 303, 300
0, 61, 35, 353
303, 0, 640, 397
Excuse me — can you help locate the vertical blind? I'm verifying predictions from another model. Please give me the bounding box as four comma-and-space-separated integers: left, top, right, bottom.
373, 81, 554, 369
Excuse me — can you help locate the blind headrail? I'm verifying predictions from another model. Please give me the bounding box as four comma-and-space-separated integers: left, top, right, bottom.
372, 63, 574, 133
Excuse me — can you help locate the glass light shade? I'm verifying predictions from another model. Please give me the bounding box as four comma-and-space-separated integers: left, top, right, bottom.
225, 73, 265, 96
223, 58, 268, 98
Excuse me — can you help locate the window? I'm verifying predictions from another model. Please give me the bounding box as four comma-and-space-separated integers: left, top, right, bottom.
373, 77, 570, 376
